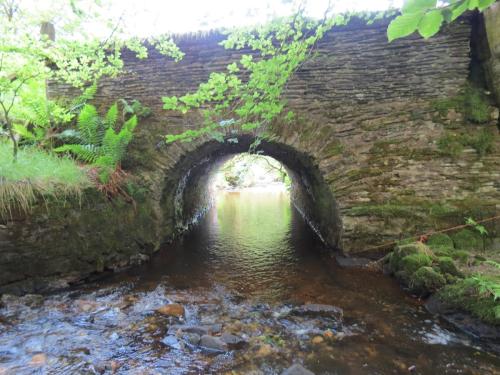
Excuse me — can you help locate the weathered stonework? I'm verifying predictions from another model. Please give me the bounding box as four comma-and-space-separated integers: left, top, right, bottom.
1, 15, 499, 293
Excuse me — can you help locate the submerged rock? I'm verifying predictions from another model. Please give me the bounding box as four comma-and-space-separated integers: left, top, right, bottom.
291, 304, 343, 320
156, 303, 185, 318
220, 332, 247, 349
161, 335, 181, 350
199, 335, 227, 352
282, 364, 315, 375
181, 332, 201, 346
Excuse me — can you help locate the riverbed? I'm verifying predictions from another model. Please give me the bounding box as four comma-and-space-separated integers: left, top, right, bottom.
0, 190, 499, 374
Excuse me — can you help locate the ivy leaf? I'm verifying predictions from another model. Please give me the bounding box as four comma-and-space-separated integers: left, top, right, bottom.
418, 9, 444, 38
387, 12, 424, 42
402, 0, 437, 14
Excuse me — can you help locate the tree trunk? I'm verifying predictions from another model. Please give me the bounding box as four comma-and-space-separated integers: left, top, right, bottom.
6, 119, 18, 161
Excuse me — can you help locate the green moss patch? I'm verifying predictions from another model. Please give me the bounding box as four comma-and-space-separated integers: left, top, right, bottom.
451, 229, 483, 251
438, 276, 500, 326
410, 267, 446, 295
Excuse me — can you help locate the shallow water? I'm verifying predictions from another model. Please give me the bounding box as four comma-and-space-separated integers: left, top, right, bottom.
0, 190, 499, 374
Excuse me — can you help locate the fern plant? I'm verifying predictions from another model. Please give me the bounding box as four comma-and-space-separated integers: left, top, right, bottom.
55, 102, 138, 183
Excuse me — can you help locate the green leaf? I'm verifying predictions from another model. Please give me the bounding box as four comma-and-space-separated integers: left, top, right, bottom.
162, 96, 178, 110
418, 9, 444, 38
478, 0, 496, 11
387, 13, 423, 42
448, 1, 469, 22
468, 0, 480, 10
402, 0, 437, 14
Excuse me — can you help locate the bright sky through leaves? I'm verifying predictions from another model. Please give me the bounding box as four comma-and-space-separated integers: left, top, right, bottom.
99, 0, 403, 36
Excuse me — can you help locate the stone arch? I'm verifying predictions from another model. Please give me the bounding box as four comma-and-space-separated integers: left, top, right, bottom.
158, 135, 343, 250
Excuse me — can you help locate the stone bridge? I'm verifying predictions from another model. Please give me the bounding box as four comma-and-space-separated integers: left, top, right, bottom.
1, 12, 500, 294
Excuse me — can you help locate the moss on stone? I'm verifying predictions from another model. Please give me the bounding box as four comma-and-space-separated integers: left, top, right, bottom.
437, 133, 464, 158
400, 253, 433, 275
348, 203, 419, 219
409, 266, 446, 295
462, 84, 491, 124
427, 233, 454, 249
438, 277, 500, 325
451, 229, 482, 251
436, 256, 463, 277
387, 242, 433, 274
433, 247, 454, 257
452, 250, 470, 264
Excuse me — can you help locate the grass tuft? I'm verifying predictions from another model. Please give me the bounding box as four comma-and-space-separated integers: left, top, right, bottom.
0, 140, 90, 217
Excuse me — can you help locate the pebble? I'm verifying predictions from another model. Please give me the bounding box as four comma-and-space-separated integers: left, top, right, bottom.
199, 335, 227, 352
156, 303, 185, 318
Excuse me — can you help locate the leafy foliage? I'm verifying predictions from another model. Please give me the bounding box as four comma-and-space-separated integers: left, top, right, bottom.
55, 102, 139, 183
163, 7, 346, 144
387, 0, 497, 42
0, 0, 182, 160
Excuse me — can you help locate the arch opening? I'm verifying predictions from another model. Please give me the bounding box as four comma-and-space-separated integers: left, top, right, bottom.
159, 135, 343, 250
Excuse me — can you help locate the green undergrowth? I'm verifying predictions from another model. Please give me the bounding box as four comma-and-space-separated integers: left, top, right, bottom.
0, 140, 90, 217
384, 231, 500, 325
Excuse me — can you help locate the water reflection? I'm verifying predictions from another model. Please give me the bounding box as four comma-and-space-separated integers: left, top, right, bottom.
0, 190, 499, 374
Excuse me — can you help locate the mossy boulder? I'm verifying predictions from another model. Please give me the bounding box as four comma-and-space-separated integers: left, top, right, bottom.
436, 256, 463, 277
427, 233, 454, 250
409, 266, 447, 296
400, 253, 433, 275
451, 229, 482, 251
387, 242, 434, 273
438, 278, 500, 326
452, 250, 470, 264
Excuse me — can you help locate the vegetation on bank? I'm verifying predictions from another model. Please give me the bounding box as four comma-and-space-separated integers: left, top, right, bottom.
0, 140, 89, 217
383, 227, 500, 325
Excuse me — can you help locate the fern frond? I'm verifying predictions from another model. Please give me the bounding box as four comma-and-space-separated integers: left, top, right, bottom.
105, 102, 118, 129
77, 104, 100, 144
13, 123, 36, 141
56, 129, 85, 144
70, 81, 97, 112
54, 144, 99, 163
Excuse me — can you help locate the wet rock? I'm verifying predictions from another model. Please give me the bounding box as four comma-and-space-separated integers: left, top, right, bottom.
199, 335, 227, 352
291, 304, 343, 320
181, 332, 201, 346
29, 353, 47, 367
220, 332, 247, 349
161, 335, 181, 350
335, 255, 372, 268
156, 303, 185, 318
75, 299, 99, 313
282, 364, 315, 375
168, 324, 221, 336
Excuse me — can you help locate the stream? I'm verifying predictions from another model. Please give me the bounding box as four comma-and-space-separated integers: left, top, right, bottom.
0, 190, 499, 374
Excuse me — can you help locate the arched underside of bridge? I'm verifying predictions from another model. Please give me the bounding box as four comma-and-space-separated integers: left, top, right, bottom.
158, 135, 343, 250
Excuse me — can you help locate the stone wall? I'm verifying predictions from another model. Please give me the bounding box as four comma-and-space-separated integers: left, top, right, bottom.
1, 15, 499, 293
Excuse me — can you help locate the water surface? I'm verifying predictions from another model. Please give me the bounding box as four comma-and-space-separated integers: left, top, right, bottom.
0, 190, 499, 374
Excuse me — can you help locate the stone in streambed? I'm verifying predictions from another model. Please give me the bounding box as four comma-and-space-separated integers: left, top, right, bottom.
220, 332, 247, 349
291, 304, 343, 320
161, 335, 181, 350
181, 332, 201, 346
282, 364, 315, 375
156, 303, 184, 318
199, 335, 227, 352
